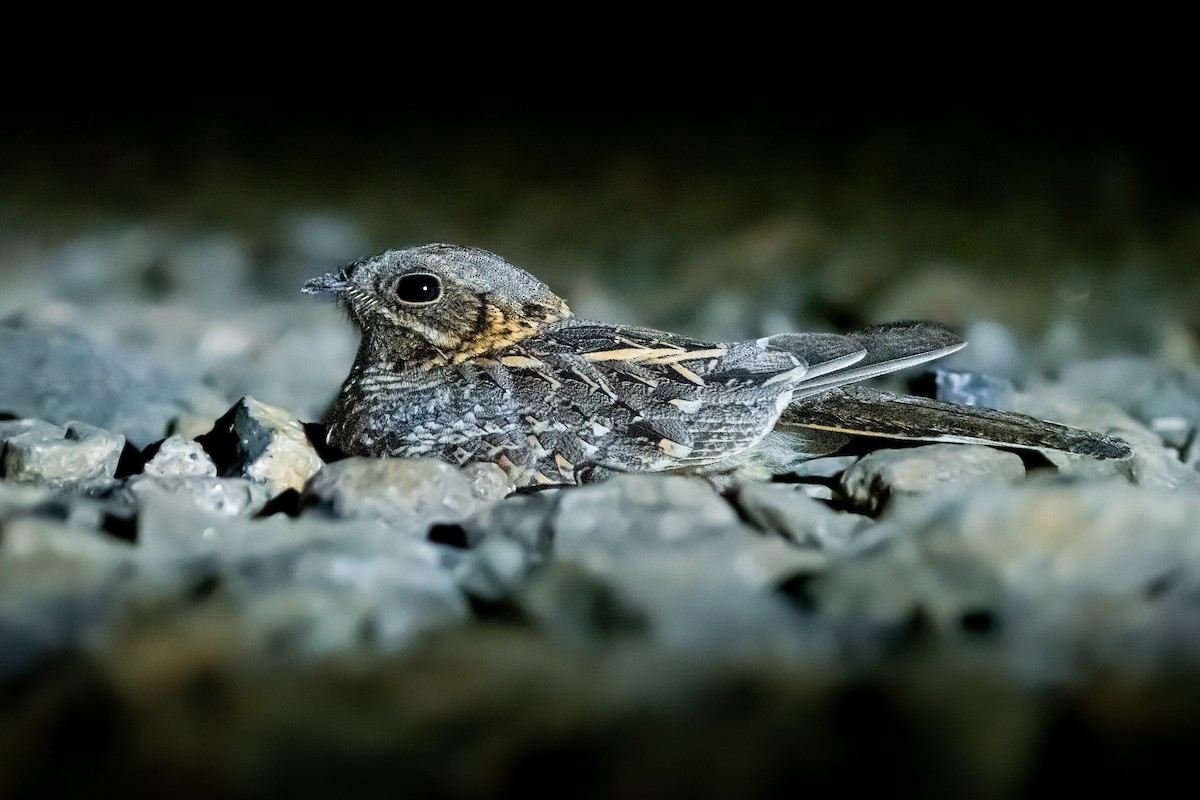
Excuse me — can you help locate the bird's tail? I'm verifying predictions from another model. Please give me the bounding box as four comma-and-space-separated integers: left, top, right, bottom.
769, 320, 1132, 461
780, 385, 1132, 460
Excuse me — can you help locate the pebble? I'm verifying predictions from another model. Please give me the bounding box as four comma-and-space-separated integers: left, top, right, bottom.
817, 482, 1200, 679
127, 475, 270, 518
455, 536, 534, 602
198, 396, 325, 496
1057, 358, 1200, 451
0, 418, 125, 491
130, 492, 469, 657
302, 457, 510, 533
1014, 388, 1197, 490
0, 309, 1194, 685
0, 515, 135, 676
551, 474, 745, 562
839, 444, 1026, 515
934, 369, 1016, 411
0, 322, 193, 448
143, 435, 218, 478
461, 489, 560, 557
736, 482, 871, 550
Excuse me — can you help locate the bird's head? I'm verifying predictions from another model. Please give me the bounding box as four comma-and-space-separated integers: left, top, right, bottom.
303, 244, 571, 367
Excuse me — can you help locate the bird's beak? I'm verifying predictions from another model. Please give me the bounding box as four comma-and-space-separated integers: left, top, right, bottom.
301, 270, 349, 295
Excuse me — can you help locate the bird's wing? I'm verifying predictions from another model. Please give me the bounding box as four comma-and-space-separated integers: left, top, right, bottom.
545, 323, 874, 390
791, 321, 966, 398
496, 323, 861, 472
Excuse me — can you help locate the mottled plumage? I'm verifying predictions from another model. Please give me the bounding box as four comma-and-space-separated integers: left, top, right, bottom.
303, 244, 1131, 488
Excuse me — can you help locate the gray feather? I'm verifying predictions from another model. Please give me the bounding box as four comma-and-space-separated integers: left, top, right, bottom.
787, 385, 1132, 460
793, 321, 966, 398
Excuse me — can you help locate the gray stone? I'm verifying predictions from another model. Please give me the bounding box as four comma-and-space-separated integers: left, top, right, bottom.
0, 322, 193, 448
1, 419, 124, 490
143, 434, 217, 478
551, 474, 746, 562
455, 537, 535, 601
1183, 433, 1200, 471
0, 516, 134, 597
203, 305, 360, 423
940, 320, 1025, 382
461, 489, 561, 558
128, 475, 269, 517
840, 444, 1025, 515
1056, 358, 1200, 450
0, 479, 116, 535
199, 396, 324, 496
1144, 397, 1199, 454
135, 485, 270, 559
517, 562, 649, 645
131, 491, 469, 656
302, 457, 509, 534
1014, 389, 1197, 490
0, 419, 65, 454
0, 516, 136, 675
509, 474, 827, 657
229, 535, 469, 657
462, 461, 514, 504
519, 535, 826, 659
737, 482, 871, 551
166, 234, 252, 307
934, 369, 1016, 411
818, 483, 1200, 679
795, 483, 835, 501
0, 480, 56, 518
786, 454, 860, 479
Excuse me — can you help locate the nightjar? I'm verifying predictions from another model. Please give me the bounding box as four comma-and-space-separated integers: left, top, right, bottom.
303, 244, 1131, 489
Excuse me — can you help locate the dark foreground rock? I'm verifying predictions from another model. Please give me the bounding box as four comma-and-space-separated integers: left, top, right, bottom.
197, 396, 325, 495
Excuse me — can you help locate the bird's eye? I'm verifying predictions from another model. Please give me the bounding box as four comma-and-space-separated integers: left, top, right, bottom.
395, 273, 442, 304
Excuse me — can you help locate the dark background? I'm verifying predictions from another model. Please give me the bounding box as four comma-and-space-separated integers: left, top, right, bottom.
5, 77, 1195, 290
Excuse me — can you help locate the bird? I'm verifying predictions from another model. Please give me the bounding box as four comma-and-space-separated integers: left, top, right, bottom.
302, 243, 1131, 490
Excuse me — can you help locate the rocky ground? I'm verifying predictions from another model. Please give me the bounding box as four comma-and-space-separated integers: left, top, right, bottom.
2, 107, 1199, 797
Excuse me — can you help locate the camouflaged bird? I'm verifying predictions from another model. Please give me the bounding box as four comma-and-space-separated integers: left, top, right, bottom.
303, 244, 1131, 489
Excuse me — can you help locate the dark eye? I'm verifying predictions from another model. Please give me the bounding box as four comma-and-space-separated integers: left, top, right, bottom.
395, 273, 442, 304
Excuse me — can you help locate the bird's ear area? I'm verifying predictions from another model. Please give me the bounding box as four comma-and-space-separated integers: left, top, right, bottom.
520, 297, 572, 324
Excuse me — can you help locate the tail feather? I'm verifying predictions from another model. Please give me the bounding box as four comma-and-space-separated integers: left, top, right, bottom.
783, 385, 1132, 460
